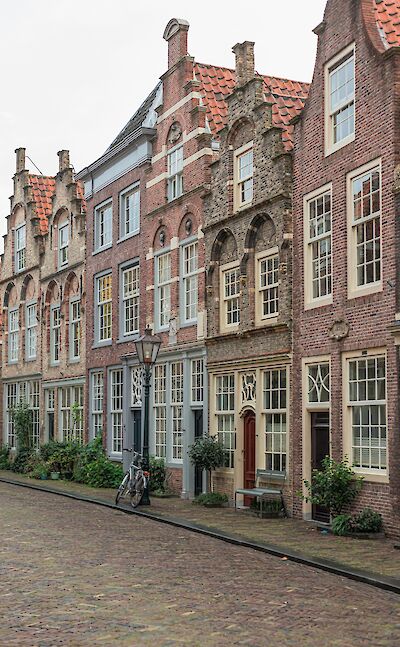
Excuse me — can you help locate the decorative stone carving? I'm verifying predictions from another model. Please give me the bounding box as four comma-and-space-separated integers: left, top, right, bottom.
168, 122, 182, 145
241, 373, 256, 404
159, 230, 166, 246
131, 367, 143, 407
185, 218, 192, 235
329, 319, 349, 341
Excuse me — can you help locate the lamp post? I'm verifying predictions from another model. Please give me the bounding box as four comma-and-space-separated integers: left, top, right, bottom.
134, 327, 161, 505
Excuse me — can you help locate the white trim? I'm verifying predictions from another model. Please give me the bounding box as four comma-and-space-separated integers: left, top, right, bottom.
303, 182, 333, 310
157, 92, 202, 123
325, 43, 355, 156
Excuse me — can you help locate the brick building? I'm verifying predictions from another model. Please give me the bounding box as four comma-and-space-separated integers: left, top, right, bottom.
0, 148, 86, 448
292, 0, 400, 534
203, 43, 308, 503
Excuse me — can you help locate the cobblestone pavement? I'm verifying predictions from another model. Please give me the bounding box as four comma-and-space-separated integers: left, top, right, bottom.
1, 483, 400, 647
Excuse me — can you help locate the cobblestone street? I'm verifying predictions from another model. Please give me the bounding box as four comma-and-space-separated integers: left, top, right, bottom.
1, 483, 400, 647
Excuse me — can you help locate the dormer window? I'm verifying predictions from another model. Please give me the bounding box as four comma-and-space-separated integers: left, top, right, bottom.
325, 45, 355, 154
15, 224, 26, 272
58, 223, 69, 268
167, 145, 183, 201
234, 142, 253, 210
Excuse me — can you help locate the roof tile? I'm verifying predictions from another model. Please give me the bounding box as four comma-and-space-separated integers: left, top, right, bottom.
373, 0, 400, 48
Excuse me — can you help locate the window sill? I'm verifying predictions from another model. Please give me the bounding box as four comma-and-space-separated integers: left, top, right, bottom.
325, 133, 355, 157
180, 319, 197, 329
92, 244, 112, 256
25, 357, 37, 363
234, 200, 253, 214
69, 358, 81, 364
256, 315, 279, 327
7, 361, 18, 366
304, 296, 333, 311
92, 340, 112, 349
348, 282, 382, 301
219, 325, 240, 335
352, 469, 389, 484
117, 231, 140, 244
50, 362, 60, 367
117, 334, 140, 345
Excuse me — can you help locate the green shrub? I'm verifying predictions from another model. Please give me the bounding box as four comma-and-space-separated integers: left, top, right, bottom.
39, 441, 67, 462
149, 456, 167, 493
46, 443, 80, 478
29, 460, 49, 480
82, 455, 123, 488
332, 514, 352, 536
72, 436, 104, 483
193, 492, 228, 507
300, 456, 363, 517
11, 448, 34, 474
0, 446, 10, 470
352, 508, 383, 534
12, 402, 33, 449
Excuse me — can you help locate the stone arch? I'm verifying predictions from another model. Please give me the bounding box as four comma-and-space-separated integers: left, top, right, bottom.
10, 204, 26, 230
227, 117, 255, 149
45, 280, 61, 306
152, 222, 172, 253
241, 213, 277, 274
208, 228, 238, 286
64, 271, 80, 300
20, 274, 36, 302
3, 282, 16, 308
178, 211, 198, 240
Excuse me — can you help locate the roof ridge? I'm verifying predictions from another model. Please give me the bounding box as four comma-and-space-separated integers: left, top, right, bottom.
194, 60, 310, 88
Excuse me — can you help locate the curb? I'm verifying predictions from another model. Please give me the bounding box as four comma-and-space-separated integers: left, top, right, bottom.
1, 476, 400, 595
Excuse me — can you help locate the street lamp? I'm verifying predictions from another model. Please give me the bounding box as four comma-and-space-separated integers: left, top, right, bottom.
134, 327, 161, 505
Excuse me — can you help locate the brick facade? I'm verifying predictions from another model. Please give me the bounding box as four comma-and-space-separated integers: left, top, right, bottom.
292, 0, 400, 536
0, 148, 86, 449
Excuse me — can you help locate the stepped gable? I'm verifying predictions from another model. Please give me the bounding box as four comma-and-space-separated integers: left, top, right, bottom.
28, 175, 55, 234
194, 62, 309, 151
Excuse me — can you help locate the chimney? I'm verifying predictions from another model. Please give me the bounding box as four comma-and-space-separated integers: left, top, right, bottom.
232, 41, 255, 87
163, 18, 189, 69
15, 148, 26, 173
58, 150, 70, 172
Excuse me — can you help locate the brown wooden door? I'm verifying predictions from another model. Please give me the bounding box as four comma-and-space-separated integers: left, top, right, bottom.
243, 412, 256, 507
311, 411, 330, 523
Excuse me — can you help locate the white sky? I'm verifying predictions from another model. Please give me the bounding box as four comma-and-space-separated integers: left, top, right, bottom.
0, 0, 326, 250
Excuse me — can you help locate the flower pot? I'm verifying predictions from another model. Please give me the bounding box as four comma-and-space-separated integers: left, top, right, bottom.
40, 473, 48, 480
50, 472, 60, 480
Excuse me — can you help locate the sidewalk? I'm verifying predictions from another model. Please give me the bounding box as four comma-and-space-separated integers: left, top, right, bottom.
1, 470, 399, 586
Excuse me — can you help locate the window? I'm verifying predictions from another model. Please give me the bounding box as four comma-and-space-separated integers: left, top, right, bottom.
258, 252, 279, 319
110, 369, 123, 455
59, 385, 84, 443
154, 364, 167, 459
350, 165, 381, 292
96, 273, 112, 342
191, 358, 204, 404
221, 265, 240, 329
235, 143, 253, 209
167, 145, 183, 201
58, 223, 69, 267
50, 305, 60, 364
182, 241, 198, 323
28, 381, 40, 448
306, 190, 332, 303
94, 201, 112, 251
6, 383, 17, 448
171, 362, 184, 461
26, 303, 37, 360
263, 368, 287, 472
8, 309, 19, 363
348, 356, 386, 473
70, 299, 81, 360
46, 388, 55, 441
215, 375, 235, 468
122, 265, 140, 336
91, 372, 104, 438
156, 252, 171, 330
326, 47, 355, 153
15, 224, 26, 272
120, 185, 140, 238
308, 363, 330, 403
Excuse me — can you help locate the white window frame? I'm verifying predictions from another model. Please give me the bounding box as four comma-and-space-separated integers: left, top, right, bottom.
121, 264, 140, 338
191, 358, 204, 405
154, 364, 167, 459
28, 381, 40, 448
325, 44, 355, 155
58, 222, 69, 268
234, 141, 253, 211
5, 383, 18, 448
170, 361, 184, 463
155, 251, 172, 331
347, 159, 382, 300
8, 308, 19, 364
304, 183, 333, 309
95, 272, 112, 344
50, 304, 61, 365
167, 144, 183, 202
220, 261, 240, 333
69, 297, 81, 361
90, 371, 104, 439
26, 302, 37, 360
15, 223, 26, 272
181, 240, 198, 325
109, 368, 123, 457
343, 351, 387, 480
215, 374, 235, 469
256, 248, 279, 324
94, 199, 112, 252
119, 183, 140, 239
59, 385, 84, 443
263, 368, 288, 473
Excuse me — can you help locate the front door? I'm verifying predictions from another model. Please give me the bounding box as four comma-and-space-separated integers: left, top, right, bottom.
311, 411, 330, 522
243, 412, 256, 506
194, 410, 203, 496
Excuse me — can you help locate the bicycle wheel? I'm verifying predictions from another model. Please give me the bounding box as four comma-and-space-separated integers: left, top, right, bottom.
130, 473, 145, 508
115, 473, 129, 505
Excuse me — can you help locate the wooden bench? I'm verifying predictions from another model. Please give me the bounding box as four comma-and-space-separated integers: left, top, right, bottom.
235, 469, 286, 517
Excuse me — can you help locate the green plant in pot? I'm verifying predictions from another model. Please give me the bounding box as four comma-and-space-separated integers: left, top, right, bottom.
188, 435, 225, 494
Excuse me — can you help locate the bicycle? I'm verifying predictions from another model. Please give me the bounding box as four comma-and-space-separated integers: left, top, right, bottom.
115, 448, 149, 508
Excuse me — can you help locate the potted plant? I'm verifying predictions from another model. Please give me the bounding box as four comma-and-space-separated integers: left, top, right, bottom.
47, 454, 61, 480
188, 435, 225, 494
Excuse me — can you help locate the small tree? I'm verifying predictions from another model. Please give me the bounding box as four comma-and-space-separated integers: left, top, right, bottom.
300, 456, 363, 517
188, 436, 225, 493
12, 402, 33, 450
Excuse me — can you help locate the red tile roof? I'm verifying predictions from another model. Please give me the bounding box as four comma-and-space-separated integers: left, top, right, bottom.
28, 175, 55, 234
194, 63, 309, 151
373, 0, 400, 48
